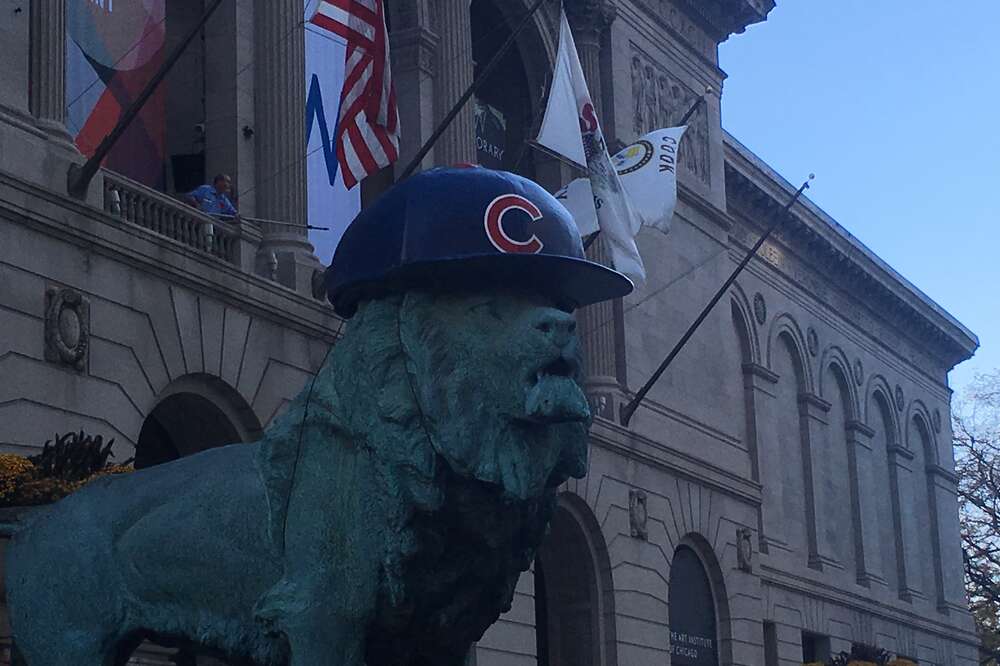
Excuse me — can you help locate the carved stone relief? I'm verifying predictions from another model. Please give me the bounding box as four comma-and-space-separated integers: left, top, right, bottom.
806, 327, 819, 357
737, 527, 753, 572
895, 385, 905, 412
629, 46, 710, 184
629, 0, 715, 59
629, 489, 648, 540
44, 287, 90, 372
853, 359, 864, 386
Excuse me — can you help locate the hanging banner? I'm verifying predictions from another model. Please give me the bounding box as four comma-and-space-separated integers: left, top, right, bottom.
66, 0, 168, 189
474, 99, 507, 170
305, 6, 361, 264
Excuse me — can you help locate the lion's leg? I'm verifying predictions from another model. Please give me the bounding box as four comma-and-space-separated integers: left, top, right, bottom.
13, 640, 114, 666
285, 618, 366, 666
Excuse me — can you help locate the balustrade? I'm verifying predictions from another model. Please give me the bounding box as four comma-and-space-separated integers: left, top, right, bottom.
102, 171, 243, 264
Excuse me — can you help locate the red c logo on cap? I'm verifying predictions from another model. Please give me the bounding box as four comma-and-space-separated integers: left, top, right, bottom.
484, 194, 545, 254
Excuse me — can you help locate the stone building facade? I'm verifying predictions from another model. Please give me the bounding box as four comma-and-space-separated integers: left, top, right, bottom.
0, 0, 981, 665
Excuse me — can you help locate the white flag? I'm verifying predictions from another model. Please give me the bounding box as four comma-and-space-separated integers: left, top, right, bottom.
536, 10, 646, 286
555, 126, 687, 237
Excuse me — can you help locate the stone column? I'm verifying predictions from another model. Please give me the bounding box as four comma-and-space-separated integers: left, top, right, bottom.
566, 1, 615, 119
1, 1, 32, 123
29, 0, 75, 146
845, 421, 887, 588
798, 392, 837, 571
205, 0, 256, 218
431, 0, 475, 167
254, 0, 320, 293
566, 1, 623, 420
388, 2, 439, 174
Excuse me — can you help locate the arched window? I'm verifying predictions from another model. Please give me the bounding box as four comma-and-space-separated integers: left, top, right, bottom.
470, 0, 544, 179
871, 391, 904, 595
909, 415, 945, 604
768, 333, 809, 553
668, 546, 718, 665
821, 364, 855, 574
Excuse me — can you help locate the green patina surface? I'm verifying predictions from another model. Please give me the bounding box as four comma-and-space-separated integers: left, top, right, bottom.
5, 289, 591, 666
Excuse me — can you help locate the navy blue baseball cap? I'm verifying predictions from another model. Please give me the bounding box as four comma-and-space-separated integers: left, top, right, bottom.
326, 167, 633, 318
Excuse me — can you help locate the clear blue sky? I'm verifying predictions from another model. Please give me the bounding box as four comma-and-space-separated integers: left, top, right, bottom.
718, 1, 999, 396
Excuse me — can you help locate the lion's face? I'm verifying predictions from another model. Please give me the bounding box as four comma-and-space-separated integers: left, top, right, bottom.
399, 289, 591, 500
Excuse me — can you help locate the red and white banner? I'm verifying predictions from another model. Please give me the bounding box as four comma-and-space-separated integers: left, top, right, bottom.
536, 10, 646, 286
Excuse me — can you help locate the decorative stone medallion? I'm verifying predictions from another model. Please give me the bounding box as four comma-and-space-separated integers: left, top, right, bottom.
44, 287, 90, 372
628, 489, 648, 540
933, 408, 942, 434
806, 327, 819, 357
753, 293, 767, 325
853, 359, 864, 386
737, 527, 753, 572
895, 385, 905, 412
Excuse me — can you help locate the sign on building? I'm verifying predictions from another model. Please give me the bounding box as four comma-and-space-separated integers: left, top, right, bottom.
474, 99, 507, 170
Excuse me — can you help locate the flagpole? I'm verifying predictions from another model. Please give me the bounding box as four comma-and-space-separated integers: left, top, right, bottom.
619, 174, 815, 428
677, 86, 713, 126
209, 214, 331, 231
397, 0, 552, 181
580, 90, 710, 252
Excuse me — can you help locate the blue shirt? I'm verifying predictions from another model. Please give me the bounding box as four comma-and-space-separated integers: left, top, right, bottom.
188, 184, 237, 217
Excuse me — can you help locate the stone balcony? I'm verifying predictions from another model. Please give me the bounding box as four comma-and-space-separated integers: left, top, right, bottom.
101, 171, 276, 282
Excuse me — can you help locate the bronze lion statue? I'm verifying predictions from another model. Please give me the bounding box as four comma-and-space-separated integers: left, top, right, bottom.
6, 168, 633, 666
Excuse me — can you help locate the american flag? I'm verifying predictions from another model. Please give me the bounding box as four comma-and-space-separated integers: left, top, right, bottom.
309, 0, 399, 189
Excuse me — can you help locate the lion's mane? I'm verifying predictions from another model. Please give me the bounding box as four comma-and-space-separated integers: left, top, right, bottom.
254, 291, 587, 665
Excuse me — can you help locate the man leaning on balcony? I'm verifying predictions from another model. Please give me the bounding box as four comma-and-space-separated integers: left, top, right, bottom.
186, 174, 239, 222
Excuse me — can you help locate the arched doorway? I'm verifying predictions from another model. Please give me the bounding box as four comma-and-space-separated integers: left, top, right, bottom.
470, 0, 551, 180
136, 393, 240, 468
130, 376, 260, 664
668, 545, 719, 666
534, 497, 615, 666
136, 374, 261, 469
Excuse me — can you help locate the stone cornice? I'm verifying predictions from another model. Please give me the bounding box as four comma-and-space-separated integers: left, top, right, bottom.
674, 0, 775, 40
723, 134, 979, 371
589, 416, 763, 507
758, 567, 980, 648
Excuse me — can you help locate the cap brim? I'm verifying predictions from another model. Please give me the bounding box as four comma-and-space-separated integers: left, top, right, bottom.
331, 254, 633, 317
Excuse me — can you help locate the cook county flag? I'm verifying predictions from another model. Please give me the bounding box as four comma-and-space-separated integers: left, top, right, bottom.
555, 126, 687, 237
535, 10, 647, 286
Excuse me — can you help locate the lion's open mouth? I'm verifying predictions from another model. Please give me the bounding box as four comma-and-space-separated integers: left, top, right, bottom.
523, 355, 590, 424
